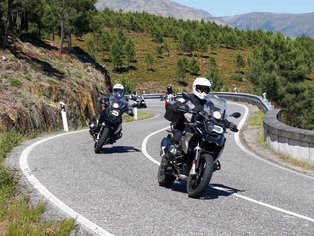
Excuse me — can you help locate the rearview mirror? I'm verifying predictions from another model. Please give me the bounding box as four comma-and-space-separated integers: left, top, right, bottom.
229, 112, 241, 118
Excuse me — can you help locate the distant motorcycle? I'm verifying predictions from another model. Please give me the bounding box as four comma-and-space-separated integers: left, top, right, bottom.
158, 93, 241, 198
131, 93, 147, 108
89, 91, 133, 153
163, 93, 177, 108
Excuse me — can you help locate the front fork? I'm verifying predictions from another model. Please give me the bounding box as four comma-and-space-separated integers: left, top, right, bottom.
190, 143, 201, 175
95, 123, 109, 141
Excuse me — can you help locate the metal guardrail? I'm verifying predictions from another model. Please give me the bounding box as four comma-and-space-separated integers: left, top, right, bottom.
142, 92, 273, 112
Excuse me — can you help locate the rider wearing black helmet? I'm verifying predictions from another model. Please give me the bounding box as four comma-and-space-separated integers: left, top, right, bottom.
163, 85, 177, 108
167, 86, 173, 94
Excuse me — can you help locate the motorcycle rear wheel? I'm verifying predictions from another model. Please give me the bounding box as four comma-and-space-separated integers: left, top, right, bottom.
187, 153, 214, 198
157, 157, 176, 187
94, 127, 110, 153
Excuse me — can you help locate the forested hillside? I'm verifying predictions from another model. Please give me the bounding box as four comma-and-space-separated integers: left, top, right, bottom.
1, 0, 314, 130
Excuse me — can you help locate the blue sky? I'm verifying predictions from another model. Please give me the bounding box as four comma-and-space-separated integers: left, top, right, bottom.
172, 0, 314, 17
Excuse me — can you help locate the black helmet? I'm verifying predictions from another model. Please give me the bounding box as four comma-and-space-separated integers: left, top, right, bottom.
167, 86, 173, 94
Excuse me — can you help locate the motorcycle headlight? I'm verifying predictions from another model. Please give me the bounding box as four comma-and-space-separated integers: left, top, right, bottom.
112, 103, 119, 109
213, 111, 222, 120
205, 120, 223, 134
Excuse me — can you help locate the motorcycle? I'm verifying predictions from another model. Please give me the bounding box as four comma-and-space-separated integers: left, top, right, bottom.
157, 93, 241, 198
131, 93, 147, 108
90, 91, 133, 153
163, 93, 177, 108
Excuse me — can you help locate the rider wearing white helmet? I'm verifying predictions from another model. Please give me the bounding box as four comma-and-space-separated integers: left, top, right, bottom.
89, 83, 133, 136
192, 77, 211, 101
179, 77, 212, 115
113, 83, 124, 96
170, 77, 212, 144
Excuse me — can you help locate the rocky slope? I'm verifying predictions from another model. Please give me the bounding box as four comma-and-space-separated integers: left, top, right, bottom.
0, 35, 111, 134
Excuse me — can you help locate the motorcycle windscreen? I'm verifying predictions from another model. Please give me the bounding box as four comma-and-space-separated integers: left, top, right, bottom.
203, 94, 227, 120
109, 94, 127, 110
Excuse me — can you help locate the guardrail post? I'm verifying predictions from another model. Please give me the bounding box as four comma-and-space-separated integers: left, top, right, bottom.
59, 101, 69, 132
133, 107, 138, 120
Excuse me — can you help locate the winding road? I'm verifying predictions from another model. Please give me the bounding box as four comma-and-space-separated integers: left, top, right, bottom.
9, 100, 314, 236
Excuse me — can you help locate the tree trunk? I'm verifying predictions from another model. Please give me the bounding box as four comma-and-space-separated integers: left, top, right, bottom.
20, 10, 28, 33
3, 0, 13, 48
68, 32, 72, 49
59, 14, 65, 53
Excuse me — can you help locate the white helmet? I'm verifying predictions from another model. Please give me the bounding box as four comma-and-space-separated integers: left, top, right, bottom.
113, 83, 124, 96
192, 77, 211, 100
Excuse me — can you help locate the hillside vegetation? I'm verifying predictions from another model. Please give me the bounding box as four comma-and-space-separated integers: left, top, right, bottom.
1, 1, 314, 129
0, 1, 313, 234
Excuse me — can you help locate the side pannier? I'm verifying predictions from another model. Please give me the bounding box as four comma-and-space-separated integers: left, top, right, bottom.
164, 102, 178, 122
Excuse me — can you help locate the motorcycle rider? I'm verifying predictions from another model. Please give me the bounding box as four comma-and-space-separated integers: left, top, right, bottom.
89, 83, 133, 138
169, 77, 212, 145
168, 77, 238, 147
163, 85, 177, 108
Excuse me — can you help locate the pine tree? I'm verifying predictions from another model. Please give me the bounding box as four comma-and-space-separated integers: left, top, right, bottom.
110, 39, 124, 70
176, 57, 187, 79
189, 57, 200, 75
124, 39, 136, 67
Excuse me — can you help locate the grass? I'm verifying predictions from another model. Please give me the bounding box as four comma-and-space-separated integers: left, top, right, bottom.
0, 131, 76, 236
247, 109, 269, 148
280, 155, 314, 171
248, 110, 264, 126
123, 110, 154, 122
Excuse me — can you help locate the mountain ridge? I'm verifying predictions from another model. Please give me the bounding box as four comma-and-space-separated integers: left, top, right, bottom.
95, 0, 314, 37
220, 12, 314, 37
95, 0, 227, 25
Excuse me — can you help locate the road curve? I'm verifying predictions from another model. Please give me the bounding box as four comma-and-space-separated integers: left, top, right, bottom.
7, 100, 314, 236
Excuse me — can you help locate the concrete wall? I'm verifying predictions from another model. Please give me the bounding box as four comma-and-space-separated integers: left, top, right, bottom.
263, 109, 314, 164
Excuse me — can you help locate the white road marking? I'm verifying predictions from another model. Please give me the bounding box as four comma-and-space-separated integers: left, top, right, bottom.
19, 130, 113, 236
141, 104, 314, 223
17, 105, 162, 236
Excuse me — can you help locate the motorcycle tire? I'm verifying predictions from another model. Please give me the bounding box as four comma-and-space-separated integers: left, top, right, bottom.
187, 153, 214, 198
157, 157, 176, 187
94, 127, 110, 153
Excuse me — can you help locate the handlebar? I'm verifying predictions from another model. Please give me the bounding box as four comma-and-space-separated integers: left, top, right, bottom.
184, 119, 238, 132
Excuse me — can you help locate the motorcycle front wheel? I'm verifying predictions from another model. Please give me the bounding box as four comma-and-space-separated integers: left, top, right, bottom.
187, 153, 214, 198
157, 157, 176, 187
94, 127, 110, 153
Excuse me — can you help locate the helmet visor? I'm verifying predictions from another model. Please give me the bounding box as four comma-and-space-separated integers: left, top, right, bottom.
113, 88, 124, 95
196, 85, 210, 94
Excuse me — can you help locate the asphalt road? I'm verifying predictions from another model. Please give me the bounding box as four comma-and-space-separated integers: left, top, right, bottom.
7, 100, 314, 236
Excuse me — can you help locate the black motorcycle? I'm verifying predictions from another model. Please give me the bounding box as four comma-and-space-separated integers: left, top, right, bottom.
131, 93, 147, 109
158, 93, 241, 198
90, 91, 133, 153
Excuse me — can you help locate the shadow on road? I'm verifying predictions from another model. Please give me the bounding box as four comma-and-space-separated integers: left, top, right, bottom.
201, 184, 245, 200
168, 182, 245, 200
97, 145, 141, 154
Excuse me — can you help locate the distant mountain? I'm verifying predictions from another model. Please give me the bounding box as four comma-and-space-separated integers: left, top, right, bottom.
95, 0, 226, 25
220, 12, 314, 37
95, 1, 314, 38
